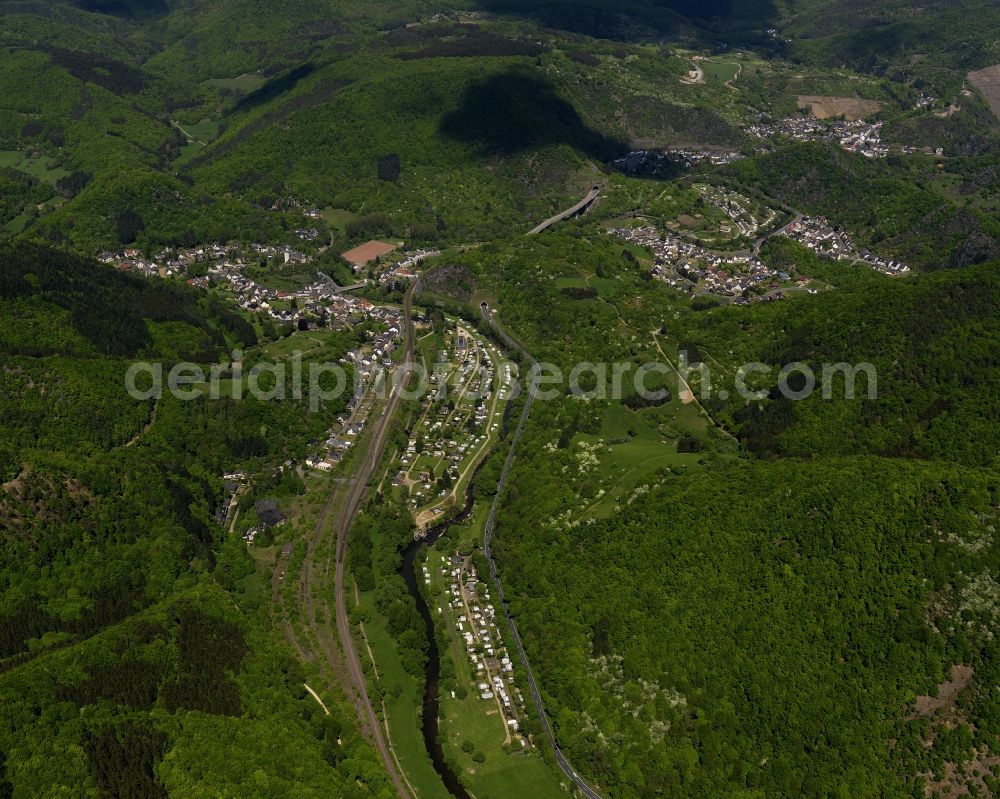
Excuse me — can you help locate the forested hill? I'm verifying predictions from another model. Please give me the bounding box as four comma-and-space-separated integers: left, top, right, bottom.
0, 241, 257, 453
493, 455, 1000, 798
684, 257, 1000, 466
0, 240, 256, 358
0, 243, 392, 798
1, 0, 996, 255
439, 228, 1000, 798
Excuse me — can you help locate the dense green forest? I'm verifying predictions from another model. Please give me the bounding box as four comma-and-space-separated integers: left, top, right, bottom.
0, 243, 392, 797
0, 582, 396, 798
492, 453, 1000, 798
349, 498, 430, 680
782, 0, 1000, 95
9, 0, 992, 256
677, 258, 1000, 467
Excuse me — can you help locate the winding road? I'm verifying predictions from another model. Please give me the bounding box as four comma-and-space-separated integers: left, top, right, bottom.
479, 304, 606, 799
679, 58, 704, 85
751, 210, 803, 256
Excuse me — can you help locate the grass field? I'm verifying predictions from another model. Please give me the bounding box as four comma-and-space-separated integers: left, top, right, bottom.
2, 210, 32, 235
448, 501, 492, 553
357, 589, 453, 799
553, 272, 623, 298
185, 328, 353, 397
552, 276, 588, 289
568, 401, 709, 520
203, 72, 268, 92
0, 150, 69, 183
701, 60, 741, 82
323, 207, 358, 236
170, 118, 223, 166
259, 329, 345, 359
181, 118, 221, 143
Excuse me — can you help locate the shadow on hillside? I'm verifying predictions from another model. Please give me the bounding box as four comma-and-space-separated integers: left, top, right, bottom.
439, 72, 628, 160
466, 0, 780, 38
70, 0, 169, 18
233, 63, 316, 114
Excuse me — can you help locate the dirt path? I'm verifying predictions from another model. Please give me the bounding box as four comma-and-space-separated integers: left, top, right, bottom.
651, 331, 736, 441
123, 399, 158, 448
304, 683, 331, 714
354, 581, 380, 680
381, 700, 421, 799
170, 119, 207, 147
724, 62, 742, 90
680, 58, 704, 85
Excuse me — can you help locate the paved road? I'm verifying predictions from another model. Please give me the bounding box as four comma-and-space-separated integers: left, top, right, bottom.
316, 270, 368, 293
751, 211, 802, 256
333, 283, 418, 799
528, 186, 601, 235
479, 305, 605, 799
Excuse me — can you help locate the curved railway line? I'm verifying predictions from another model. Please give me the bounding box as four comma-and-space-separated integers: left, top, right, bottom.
273, 283, 418, 799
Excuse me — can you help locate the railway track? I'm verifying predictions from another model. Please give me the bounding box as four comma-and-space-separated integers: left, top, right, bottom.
273, 284, 418, 799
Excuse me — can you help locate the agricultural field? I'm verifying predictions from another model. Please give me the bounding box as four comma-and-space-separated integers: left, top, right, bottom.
187, 327, 355, 401
699, 60, 741, 83
968, 64, 1000, 120
258, 327, 352, 360
322, 207, 359, 236
561, 398, 722, 522
203, 72, 269, 93
2, 211, 32, 235
797, 95, 882, 120
175, 118, 222, 145
171, 118, 224, 166
0, 152, 69, 236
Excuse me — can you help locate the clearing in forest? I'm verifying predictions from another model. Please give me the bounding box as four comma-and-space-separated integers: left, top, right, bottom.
796, 95, 881, 120
968, 64, 1000, 120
